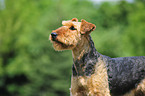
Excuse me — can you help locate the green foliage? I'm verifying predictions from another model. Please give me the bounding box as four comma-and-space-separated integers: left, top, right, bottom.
0, 0, 145, 96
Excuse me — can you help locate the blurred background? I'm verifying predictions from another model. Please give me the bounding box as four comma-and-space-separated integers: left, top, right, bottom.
0, 0, 145, 96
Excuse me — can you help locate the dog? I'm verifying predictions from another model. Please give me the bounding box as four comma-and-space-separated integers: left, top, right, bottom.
49, 18, 145, 96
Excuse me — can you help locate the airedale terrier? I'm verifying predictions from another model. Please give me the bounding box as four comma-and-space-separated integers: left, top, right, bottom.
49, 18, 145, 96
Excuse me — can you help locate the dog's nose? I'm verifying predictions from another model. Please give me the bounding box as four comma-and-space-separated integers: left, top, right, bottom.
51, 32, 57, 40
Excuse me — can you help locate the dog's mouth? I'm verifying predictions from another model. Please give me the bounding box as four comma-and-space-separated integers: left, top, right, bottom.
52, 39, 75, 50
51, 38, 70, 48
53, 39, 64, 45
49, 34, 75, 50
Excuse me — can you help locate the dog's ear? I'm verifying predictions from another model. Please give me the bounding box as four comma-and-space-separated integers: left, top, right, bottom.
80, 19, 96, 35
71, 18, 78, 22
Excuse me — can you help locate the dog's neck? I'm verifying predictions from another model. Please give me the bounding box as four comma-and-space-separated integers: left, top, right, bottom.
72, 35, 98, 60
72, 35, 100, 76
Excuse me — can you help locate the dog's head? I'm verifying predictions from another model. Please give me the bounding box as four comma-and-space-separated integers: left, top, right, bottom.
49, 18, 96, 50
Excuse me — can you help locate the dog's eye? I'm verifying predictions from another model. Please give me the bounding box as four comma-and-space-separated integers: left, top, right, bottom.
69, 26, 76, 30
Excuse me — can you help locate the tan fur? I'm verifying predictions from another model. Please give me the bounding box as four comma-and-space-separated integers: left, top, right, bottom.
50, 18, 145, 96
70, 57, 110, 96
50, 18, 112, 96
134, 79, 145, 96
50, 19, 81, 51
122, 79, 145, 96
123, 90, 135, 96
72, 36, 90, 60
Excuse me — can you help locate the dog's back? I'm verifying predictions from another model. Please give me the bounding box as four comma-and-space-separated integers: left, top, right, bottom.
103, 55, 145, 96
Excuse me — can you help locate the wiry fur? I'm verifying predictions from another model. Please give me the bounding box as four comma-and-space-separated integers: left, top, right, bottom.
50, 18, 145, 96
